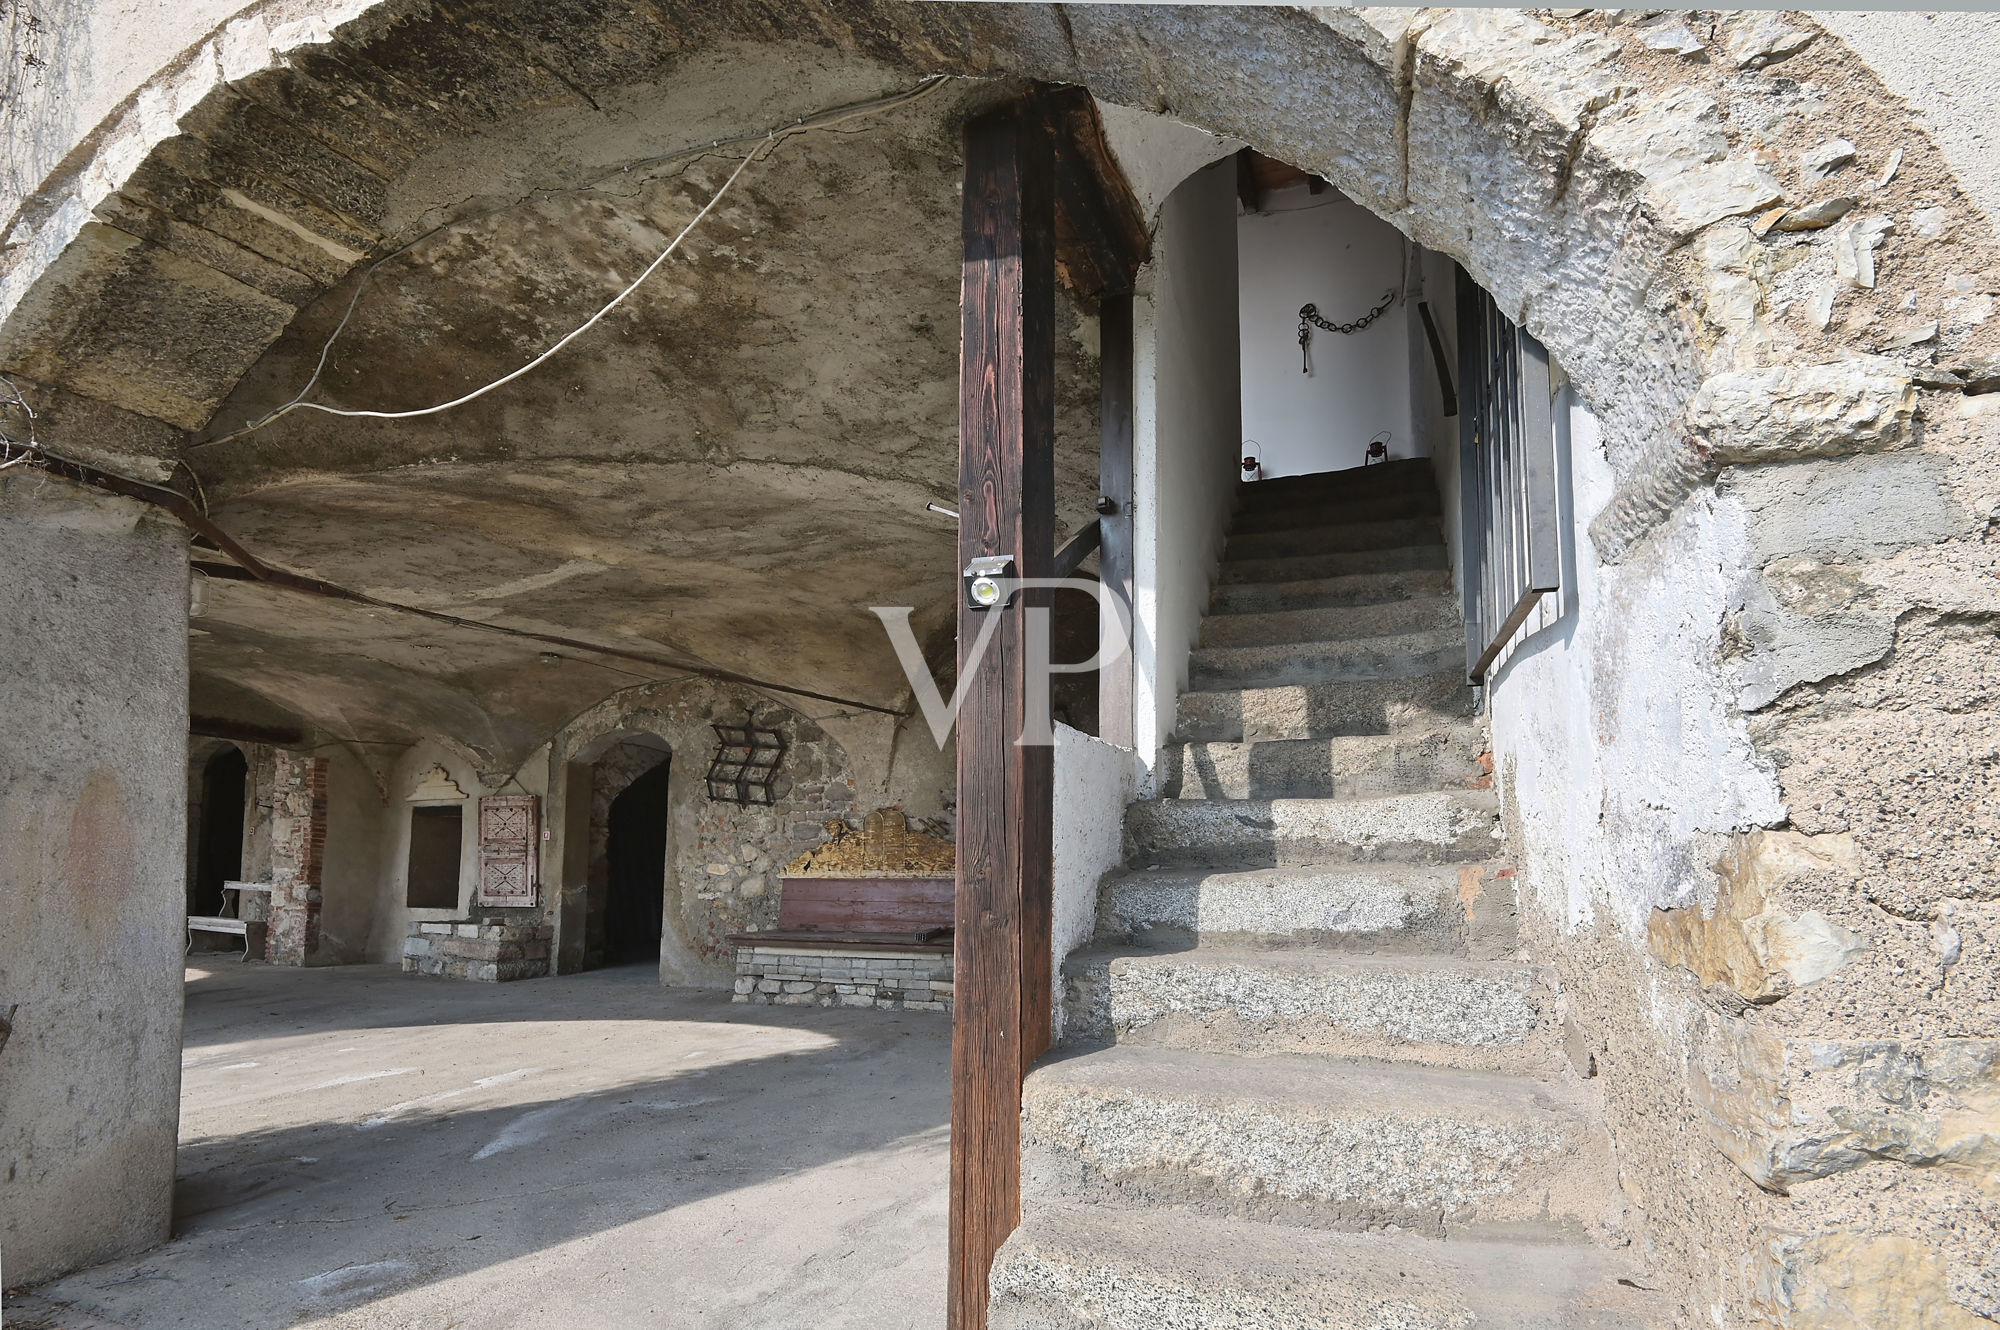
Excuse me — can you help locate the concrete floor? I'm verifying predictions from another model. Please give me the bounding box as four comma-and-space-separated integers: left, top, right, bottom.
8, 963, 949, 1329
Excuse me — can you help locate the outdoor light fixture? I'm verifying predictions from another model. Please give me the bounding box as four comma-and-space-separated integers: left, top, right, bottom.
963, 554, 1015, 611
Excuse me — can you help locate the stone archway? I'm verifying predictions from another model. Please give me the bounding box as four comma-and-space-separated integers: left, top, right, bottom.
552, 675, 860, 986
4, 5, 1996, 1323
566, 729, 674, 971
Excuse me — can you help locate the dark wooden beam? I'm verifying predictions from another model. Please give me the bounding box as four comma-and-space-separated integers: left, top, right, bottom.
1235, 146, 1262, 214
1052, 519, 1102, 580
950, 98, 1056, 1330
1096, 292, 1136, 749
1034, 85, 1150, 297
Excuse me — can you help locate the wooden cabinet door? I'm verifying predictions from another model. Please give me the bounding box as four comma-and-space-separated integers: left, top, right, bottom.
477, 794, 539, 906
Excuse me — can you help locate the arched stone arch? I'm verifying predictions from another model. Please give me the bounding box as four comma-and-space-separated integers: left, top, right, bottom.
3, 7, 1987, 508
549, 673, 859, 985
4, 4, 1997, 1322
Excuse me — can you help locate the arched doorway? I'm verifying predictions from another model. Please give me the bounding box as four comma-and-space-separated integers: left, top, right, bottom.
190, 746, 248, 917
603, 757, 671, 966
582, 737, 673, 970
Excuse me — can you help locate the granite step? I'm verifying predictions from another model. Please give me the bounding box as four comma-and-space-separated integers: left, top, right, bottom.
1124, 790, 1500, 870
1175, 669, 1478, 744
1200, 595, 1462, 648
1219, 543, 1449, 586
1062, 947, 1553, 1071
1094, 861, 1512, 957
1209, 567, 1452, 616
989, 1204, 1673, 1330
1158, 727, 1487, 802
1225, 516, 1443, 562
1188, 627, 1464, 691
1019, 1045, 1616, 1239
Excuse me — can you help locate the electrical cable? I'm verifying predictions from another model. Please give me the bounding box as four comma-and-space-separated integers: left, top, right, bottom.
198, 75, 955, 446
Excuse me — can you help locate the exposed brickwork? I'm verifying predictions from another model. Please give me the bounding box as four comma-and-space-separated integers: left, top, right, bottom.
732, 945, 952, 1011
265, 752, 326, 967
403, 921, 553, 982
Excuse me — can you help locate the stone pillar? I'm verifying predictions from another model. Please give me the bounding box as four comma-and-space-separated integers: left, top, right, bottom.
266, 751, 327, 966
0, 476, 188, 1284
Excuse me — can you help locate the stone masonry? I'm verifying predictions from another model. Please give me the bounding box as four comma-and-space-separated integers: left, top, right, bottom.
264, 751, 325, 967
402, 920, 553, 982
732, 945, 952, 1012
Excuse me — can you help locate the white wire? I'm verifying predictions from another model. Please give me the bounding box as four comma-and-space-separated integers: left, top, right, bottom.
287, 146, 760, 422
210, 75, 953, 437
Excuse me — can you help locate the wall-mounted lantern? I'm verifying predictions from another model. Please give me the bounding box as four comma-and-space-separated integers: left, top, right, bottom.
705, 720, 787, 806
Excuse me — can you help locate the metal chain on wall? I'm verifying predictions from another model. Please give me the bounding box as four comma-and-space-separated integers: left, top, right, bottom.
1296, 289, 1396, 372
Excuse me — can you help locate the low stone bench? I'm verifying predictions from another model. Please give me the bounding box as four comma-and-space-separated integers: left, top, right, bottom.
403, 920, 553, 982
727, 876, 954, 1012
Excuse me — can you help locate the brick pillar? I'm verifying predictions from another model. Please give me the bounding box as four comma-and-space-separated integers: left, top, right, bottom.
267, 751, 327, 966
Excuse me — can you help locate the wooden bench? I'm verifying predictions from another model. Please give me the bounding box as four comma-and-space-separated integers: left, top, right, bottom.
728, 875, 954, 951
729, 875, 955, 1010
187, 881, 272, 961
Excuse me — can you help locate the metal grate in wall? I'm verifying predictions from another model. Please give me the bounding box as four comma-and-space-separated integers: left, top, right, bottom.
1456, 270, 1560, 685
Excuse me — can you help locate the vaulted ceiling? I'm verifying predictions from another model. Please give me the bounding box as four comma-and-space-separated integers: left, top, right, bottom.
176, 46, 1105, 765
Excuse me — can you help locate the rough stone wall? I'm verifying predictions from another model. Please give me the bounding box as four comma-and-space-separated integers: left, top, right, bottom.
732, 944, 952, 1011
548, 677, 868, 987
263, 749, 325, 965
0, 477, 187, 1285
1462, 13, 2000, 1325
402, 919, 551, 982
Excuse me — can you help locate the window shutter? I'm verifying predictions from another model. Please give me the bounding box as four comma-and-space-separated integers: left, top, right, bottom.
477, 794, 539, 907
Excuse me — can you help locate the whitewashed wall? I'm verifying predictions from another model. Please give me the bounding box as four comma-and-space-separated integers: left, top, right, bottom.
1486, 392, 1783, 935
1237, 186, 1415, 479
1051, 723, 1133, 1040
1132, 159, 1241, 786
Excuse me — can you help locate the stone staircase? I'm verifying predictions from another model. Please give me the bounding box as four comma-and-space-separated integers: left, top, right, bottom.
989, 460, 1669, 1328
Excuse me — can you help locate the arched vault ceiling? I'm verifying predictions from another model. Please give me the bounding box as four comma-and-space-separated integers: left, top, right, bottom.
177, 51, 1106, 754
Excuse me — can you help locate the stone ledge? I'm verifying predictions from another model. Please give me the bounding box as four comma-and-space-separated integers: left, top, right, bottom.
402, 920, 554, 982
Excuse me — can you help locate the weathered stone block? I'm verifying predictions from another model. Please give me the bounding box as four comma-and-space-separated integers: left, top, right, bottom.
1650, 831, 1867, 1003
1689, 358, 1916, 464
1693, 1019, 2000, 1192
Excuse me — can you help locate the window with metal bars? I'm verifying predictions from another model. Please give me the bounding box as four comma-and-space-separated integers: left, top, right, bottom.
1456, 270, 1560, 685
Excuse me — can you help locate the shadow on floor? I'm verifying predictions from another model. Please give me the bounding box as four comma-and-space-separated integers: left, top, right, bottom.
27, 964, 951, 1329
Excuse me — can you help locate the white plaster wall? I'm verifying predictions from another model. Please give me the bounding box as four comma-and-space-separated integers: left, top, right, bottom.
1132, 158, 1241, 786
1094, 99, 1241, 227
1486, 392, 1785, 937
1238, 187, 1415, 479
0, 479, 187, 1284
1051, 722, 1133, 1040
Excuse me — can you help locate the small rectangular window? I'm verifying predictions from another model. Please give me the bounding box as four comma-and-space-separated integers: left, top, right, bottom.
406, 806, 464, 909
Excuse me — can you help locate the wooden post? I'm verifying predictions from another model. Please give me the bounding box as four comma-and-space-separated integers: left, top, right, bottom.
949, 100, 1056, 1330
1096, 292, 1136, 749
